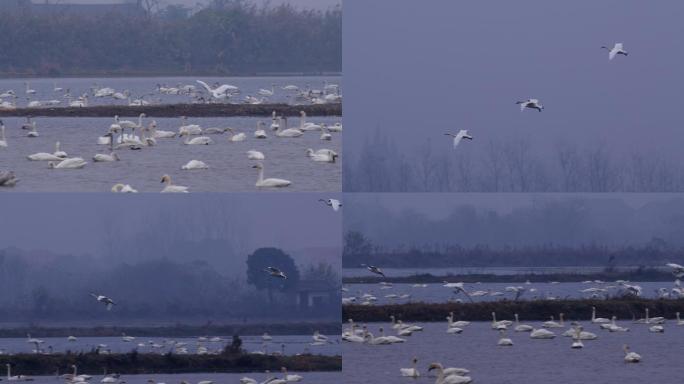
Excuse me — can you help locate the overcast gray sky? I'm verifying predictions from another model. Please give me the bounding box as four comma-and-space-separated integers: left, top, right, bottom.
344, 0, 684, 158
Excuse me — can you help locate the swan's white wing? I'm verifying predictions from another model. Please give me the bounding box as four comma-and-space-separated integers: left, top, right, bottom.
195, 80, 212, 92
529, 99, 539, 104
452, 135, 463, 148
213, 84, 233, 94
331, 199, 341, 211
609, 48, 617, 60
519, 102, 527, 111
614, 43, 623, 50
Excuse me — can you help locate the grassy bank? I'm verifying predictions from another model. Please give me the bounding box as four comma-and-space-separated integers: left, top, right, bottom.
0, 323, 340, 338
0, 103, 342, 118
343, 298, 684, 322
0, 352, 341, 375
343, 269, 674, 284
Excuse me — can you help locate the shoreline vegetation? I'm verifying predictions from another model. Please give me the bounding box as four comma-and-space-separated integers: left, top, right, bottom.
0, 103, 342, 118
343, 298, 684, 322
0, 323, 340, 339
342, 268, 675, 284
0, 353, 341, 375
0, 72, 342, 79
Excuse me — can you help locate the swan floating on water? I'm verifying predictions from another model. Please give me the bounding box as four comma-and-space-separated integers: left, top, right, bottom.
427, 363, 472, 384
306, 148, 338, 163
6, 364, 32, 381
184, 136, 213, 145
247, 150, 265, 160
0, 121, 7, 148
181, 160, 209, 170
48, 158, 87, 169
111, 184, 138, 193
623, 344, 641, 363
93, 152, 120, 162
160, 174, 189, 193
400, 357, 420, 378
253, 163, 291, 188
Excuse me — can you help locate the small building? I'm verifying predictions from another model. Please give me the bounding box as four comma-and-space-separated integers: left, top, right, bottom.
295, 279, 338, 309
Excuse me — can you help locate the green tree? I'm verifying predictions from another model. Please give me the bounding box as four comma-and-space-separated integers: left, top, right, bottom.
246, 247, 300, 303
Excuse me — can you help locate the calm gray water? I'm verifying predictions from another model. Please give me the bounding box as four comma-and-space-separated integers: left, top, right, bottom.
15, 372, 340, 384
0, 76, 341, 107
342, 266, 665, 278
0, 334, 339, 356
343, 321, 684, 384
343, 281, 679, 305
0, 116, 341, 192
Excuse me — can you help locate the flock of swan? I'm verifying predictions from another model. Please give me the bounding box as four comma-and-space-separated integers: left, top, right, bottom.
0, 79, 341, 110
343, 302, 684, 383
443, 42, 628, 150
0, 111, 341, 191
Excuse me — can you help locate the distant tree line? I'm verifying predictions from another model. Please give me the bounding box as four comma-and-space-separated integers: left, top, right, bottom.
343, 230, 684, 268
344, 133, 684, 192
0, 0, 341, 76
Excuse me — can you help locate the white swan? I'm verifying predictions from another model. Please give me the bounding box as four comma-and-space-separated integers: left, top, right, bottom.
542, 314, 564, 328
623, 345, 641, 363
319, 198, 341, 211
571, 327, 584, 349
93, 152, 120, 162
181, 160, 209, 170
115, 113, 145, 130
270, 111, 280, 131
6, 364, 32, 381
491, 312, 512, 330
25, 82, 36, 95
530, 328, 555, 339
427, 363, 472, 384
497, 330, 513, 346
247, 150, 265, 160
275, 117, 304, 137
111, 184, 137, 193
516, 98, 544, 112
444, 130, 472, 148
184, 136, 213, 145
227, 128, 246, 142
254, 121, 268, 138
48, 158, 87, 169
28, 152, 62, 161
306, 148, 338, 163
514, 313, 533, 332
280, 367, 302, 382
196, 80, 237, 100
591, 306, 610, 323
0, 121, 7, 148
400, 357, 420, 378
258, 84, 275, 97
149, 121, 175, 138
298, 111, 322, 131
253, 163, 291, 188
602, 43, 628, 60
26, 122, 39, 137
447, 312, 470, 328
160, 174, 189, 193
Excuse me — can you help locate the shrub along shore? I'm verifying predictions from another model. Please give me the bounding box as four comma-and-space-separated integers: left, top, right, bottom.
0, 352, 341, 375
343, 298, 684, 322
0, 103, 342, 118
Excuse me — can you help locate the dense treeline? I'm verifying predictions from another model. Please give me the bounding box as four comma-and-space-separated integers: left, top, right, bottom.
0, 351, 341, 375
343, 298, 684, 322
343, 231, 684, 268
0, 1, 341, 76
344, 133, 684, 192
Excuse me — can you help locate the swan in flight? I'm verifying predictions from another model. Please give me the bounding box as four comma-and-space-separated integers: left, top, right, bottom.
196, 80, 237, 100
252, 163, 291, 188
623, 345, 641, 363
601, 43, 628, 60
227, 128, 246, 142
666, 263, 684, 278
319, 198, 341, 211
6, 364, 32, 381
247, 150, 265, 160
516, 98, 544, 112
48, 158, 87, 169
90, 293, 116, 310
265, 266, 287, 279
400, 357, 420, 378
160, 175, 189, 193
361, 264, 385, 277
181, 160, 209, 170
444, 130, 473, 148
427, 363, 472, 384
54, 142, 68, 158
111, 184, 138, 193
0, 121, 7, 148
93, 152, 120, 162
591, 306, 610, 323
184, 136, 213, 145
306, 148, 338, 163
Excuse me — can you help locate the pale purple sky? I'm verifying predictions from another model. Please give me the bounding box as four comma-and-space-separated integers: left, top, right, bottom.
344, 0, 684, 158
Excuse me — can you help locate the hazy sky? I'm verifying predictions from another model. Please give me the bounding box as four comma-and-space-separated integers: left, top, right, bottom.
344, 1, 684, 158
0, 193, 341, 256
